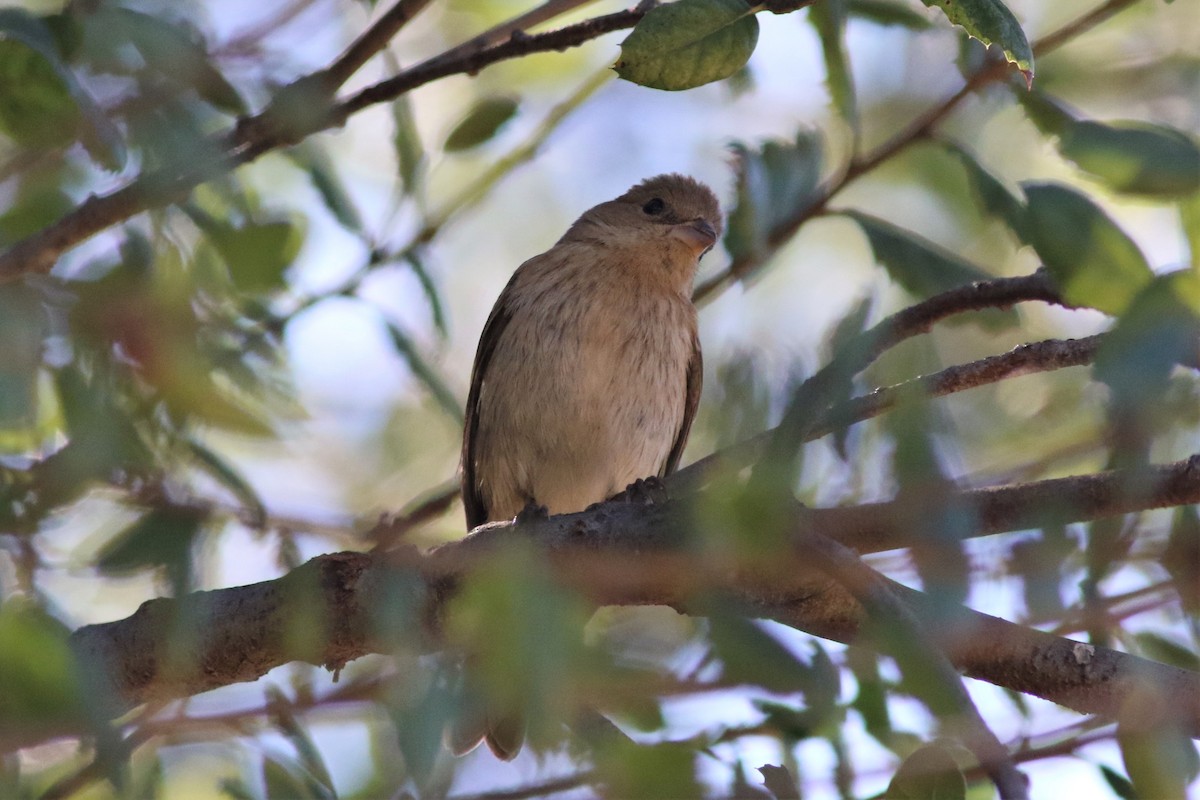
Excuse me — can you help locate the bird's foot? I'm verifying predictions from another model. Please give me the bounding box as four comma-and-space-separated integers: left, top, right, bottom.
514, 501, 549, 525
609, 476, 668, 506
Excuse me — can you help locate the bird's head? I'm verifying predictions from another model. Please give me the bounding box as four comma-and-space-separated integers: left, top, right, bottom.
562, 174, 724, 266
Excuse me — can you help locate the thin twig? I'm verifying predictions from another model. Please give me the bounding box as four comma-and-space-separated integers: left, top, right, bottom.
692, 0, 1149, 303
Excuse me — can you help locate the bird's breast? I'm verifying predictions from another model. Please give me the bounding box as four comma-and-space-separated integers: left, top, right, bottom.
474, 278, 695, 519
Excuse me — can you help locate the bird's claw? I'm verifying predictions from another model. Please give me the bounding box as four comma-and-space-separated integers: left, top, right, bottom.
609, 477, 668, 506
515, 501, 549, 525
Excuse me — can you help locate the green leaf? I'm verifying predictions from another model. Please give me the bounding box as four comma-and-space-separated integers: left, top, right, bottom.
0, 14, 80, 148
266, 687, 336, 800
1022, 182, 1152, 315
1021, 91, 1200, 198
1181, 191, 1200, 268
1163, 506, 1200, 614
0, 283, 46, 428
847, 0, 934, 30
1099, 765, 1137, 800
726, 130, 823, 263
596, 740, 700, 800
384, 321, 463, 423
406, 252, 448, 338
186, 438, 267, 528
206, 218, 305, 294
444, 96, 518, 152
1133, 632, 1200, 672
940, 140, 1028, 238
1118, 716, 1200, 800
96, 505, 205, 591
885, 744, 966, 800
0, 9, 124, 168
617, 0, 760, 91
84, 8, 244, 114
290, 143, 363, 232
808, 0, 857, 130
844, 212, 1016, 330
707, 613, 819, 695
0, 184, 74, 246
392, 95, 424, 194
0, 600, 88, 736
918, 0, 1032, 84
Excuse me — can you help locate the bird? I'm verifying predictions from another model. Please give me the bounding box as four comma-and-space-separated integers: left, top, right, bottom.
454, 174, 722, 760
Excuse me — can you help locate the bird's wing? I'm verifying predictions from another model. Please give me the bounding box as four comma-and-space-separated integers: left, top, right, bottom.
461, 276, 518, 531
662, 331, 702, 476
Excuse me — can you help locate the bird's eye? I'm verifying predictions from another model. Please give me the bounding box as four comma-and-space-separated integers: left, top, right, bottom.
642, 198, 665, 215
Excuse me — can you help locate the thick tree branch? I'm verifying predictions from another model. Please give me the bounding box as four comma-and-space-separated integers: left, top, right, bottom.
20, 459, 1198, 753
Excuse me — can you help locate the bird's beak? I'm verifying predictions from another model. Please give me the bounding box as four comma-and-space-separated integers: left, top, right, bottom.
670, 218, 718, 255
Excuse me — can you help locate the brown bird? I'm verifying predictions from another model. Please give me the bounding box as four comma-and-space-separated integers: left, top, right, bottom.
455, 174, 722, 759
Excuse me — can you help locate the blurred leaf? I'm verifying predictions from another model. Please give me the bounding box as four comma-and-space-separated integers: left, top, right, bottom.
1020, 91, 1200, 198
726, 130, 823, 264
186, 438, 267, 528
290, 143, 364, 232
823, 294, 872, 457
262, 755, 320, 800
389, 669, 455, 789
595, 740, 700, 800
1010, 526, 1073, 620
617, 0, 760, 91
444, 96, 518, 152
1094, 272, 1200, 414
96, 504, 205, 591
218, 777, 257, 800
0, 600, 87, 736
0, 13, 79, 147
754, 700, 821, 741
1182, 191, 1200, 268
918, 0, 1032, 84
406, 252, 448, 338
1099, 765, 1137, 800
392, 95, 424, 194
809, 0, 857, 131
384, 321, 463, 423
757, 764, 800, 799
445, 546, 592, 750
0, 283, 46, 429
1118, 715, 1200, 800
846, 210, 989, 293
203, 217, 305, 295
1022, 182, 1152, 315
845, 211, 1017, 328
886, 393, 971, 605
0, 184, 75, 246
1164, 506, 1200, 614
83, 8, 244, 113
266, 687, 337, 800
0, 9, 123, 167
847, 647, 891, 738
707, 613, 819, 695
1133, 632, 1200, 672
941, 140, 1027, 237
847, 0, 934, 29
885, 744, 966, 799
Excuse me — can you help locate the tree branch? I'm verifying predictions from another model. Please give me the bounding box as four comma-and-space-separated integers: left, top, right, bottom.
17, 460, 1197, 752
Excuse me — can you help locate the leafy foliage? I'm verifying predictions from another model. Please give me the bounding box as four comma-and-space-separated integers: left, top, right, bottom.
0, 0, 1198, 798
